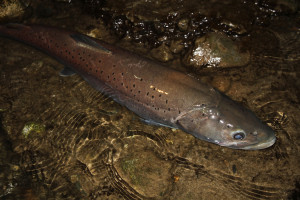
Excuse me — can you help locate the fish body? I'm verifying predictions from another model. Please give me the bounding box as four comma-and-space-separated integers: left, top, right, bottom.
0, 24, 276, 150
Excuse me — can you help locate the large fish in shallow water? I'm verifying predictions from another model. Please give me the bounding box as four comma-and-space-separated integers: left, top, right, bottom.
0, 23, 276, 150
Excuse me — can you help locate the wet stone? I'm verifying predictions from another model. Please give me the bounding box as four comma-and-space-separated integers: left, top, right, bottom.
22, 122, 45, 139
210, 76, 231, 93
274, 0, 299, 14
177, 18, 189, 31
114, 137, 172, 198
150, 43, 173, 62
170, 39, 185, 54
183, 32, 250, 69
219, 20, 248, 35
0, 0, 27, 21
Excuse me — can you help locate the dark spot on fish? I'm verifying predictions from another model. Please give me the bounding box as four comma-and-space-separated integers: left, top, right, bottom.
140, 78, 143, 81
72, 56, 74, 59
153, 87, 155, 90
113, 64, 116, 67
232, 165, 237, 174
126, 86, 128, 88
98, 60, 101, 63
112, 72, 115, 75
113, 78, 116, 81
107, 75, 110, 79
78, 53, 80, 55
179, 110, 181, 114
65, 50, 67, 53
134, 94, 136, 97
157, 108, 159, 110
152, 105, 154, 107
147, 92, 149, 96
202, 113, 205, 116
121, 83, 123, 86
168, 108, 170, 111
101, 70, 103, 74
130, 89, 132, 92
133, 84, 135, 88
152, 96, 154, 99
88, 54, 91, 57
80, 56, 82, 59
159, 94, 162, 97
166, 100, 168, 104
83, 59, 85, 61
96, 70, 98, 72
138, 91, 141, 93
121, 72, 124, 76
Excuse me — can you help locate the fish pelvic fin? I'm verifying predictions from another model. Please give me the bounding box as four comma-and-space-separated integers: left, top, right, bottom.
70, 33, 112, 54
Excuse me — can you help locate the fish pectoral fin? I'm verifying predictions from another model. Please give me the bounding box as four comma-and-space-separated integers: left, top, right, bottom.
70, 33, 111, 54
142, 119, 176, 129
59, 67, 76, 77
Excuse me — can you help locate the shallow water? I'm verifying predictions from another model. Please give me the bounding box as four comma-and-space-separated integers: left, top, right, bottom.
0, 0, 299, 199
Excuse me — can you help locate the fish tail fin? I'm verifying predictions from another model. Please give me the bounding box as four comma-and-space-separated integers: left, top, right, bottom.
0, 23, 32, 38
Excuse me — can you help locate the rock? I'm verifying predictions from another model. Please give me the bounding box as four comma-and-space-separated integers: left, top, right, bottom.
177, 18, 189, 31
170, 39, 184, 54
0, 0, 27, 22
274, 0, 299, 14
22, 122, 45, 139
183, 32, 250, 69
150, 43, 173, 62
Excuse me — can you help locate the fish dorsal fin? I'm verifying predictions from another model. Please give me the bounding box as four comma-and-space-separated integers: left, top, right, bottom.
5, 23, 30, 30
59, 67, 76, 77
70, 33, 111, 54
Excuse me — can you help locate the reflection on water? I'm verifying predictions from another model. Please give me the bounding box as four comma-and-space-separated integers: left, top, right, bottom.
0, 0, 299, 199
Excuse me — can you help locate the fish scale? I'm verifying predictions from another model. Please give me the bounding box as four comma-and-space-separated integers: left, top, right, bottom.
0, 23, 276, 150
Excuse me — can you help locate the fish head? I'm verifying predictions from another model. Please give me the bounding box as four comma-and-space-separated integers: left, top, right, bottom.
176, 95, 276, 150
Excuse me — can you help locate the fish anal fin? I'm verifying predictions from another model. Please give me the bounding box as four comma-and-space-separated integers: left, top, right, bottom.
59, 67, 76, 77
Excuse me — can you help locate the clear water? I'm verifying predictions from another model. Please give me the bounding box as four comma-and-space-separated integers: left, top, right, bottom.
0, 0, 299, 199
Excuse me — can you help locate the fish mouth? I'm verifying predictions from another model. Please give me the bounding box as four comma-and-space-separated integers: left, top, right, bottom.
240, 136, 276, 150
219, 135, 276, 150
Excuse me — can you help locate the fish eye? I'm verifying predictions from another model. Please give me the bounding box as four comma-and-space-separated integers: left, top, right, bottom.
232, 132, 245, 140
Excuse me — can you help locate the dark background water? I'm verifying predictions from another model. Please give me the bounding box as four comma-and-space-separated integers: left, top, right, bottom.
0, 0, 299, 199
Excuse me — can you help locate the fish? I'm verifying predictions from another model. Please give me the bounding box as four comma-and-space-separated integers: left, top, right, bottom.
0, 23, 276, 150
